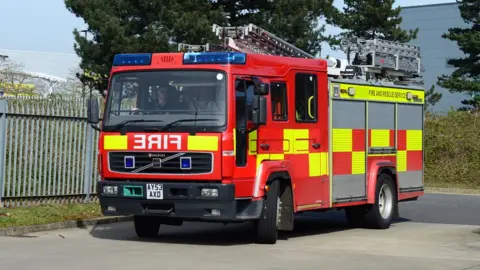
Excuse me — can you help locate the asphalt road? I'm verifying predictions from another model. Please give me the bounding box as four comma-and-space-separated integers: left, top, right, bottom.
1, 193, 479, 270
317, 193, 480, 226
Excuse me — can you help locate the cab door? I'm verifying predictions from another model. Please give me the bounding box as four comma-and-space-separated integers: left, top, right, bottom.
290, 71, 324, 207
256, 80, 289, 163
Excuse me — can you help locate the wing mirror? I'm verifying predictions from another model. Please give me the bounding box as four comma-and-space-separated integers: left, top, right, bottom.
87, 97, 100, 124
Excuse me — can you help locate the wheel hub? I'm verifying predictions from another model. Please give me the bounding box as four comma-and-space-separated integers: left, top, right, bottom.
378, 184, 393, 219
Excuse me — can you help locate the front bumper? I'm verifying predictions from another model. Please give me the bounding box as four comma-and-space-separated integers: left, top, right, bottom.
98, 180, 263, 222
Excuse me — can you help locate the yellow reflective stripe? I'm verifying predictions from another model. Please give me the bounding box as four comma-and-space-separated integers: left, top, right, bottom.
233, 128, 236, 155
293, 129, 309, 153
256, 153, 270, 168
309, 153, 321, 176
332, 128, 352, 152
370, 129, 390, 147
104, 135, 128, 150
270, 154, 284, 160
352, 151, 365, 174
406, 130, 422, 150
333, 82, 425, 104
309, 152, 329, 177
397, 150, 407, 172
321, 152, 328, 175
248, 130, 258, 155
283, 129, 294, 154
187, 135, 218, 151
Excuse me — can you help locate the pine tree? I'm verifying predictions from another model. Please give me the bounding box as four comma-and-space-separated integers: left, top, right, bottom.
64, 0, 225, 93
329, 0, 418, 42
65, 0, 339, 94
424, 85, 443, 112
436, 0, 480, 111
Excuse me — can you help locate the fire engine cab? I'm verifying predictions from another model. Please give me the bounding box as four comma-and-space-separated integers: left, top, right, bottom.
87, 23, 425, 244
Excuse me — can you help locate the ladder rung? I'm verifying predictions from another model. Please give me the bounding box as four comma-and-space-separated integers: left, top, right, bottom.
212, 24, 315, 59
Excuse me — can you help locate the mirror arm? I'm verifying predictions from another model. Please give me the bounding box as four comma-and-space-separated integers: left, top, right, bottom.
90, 124, 101, 132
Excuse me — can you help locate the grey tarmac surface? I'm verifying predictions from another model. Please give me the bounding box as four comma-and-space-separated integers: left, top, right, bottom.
1, 193, 479, 270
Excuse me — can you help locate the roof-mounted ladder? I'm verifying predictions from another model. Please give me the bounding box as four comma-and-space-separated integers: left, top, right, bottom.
340, 37, 423, 78
177, 23, 424, 84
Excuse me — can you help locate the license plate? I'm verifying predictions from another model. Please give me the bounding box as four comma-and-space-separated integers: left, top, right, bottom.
146, 184, 163, 200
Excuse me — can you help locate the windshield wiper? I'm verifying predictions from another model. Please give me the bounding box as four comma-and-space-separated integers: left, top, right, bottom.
160, 118, 216, 132
110, 119, 164, 131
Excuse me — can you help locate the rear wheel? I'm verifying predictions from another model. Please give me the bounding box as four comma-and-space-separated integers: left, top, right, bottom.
364, 173, 396, 229
344, 173, 397, 229
255, 180, 281, 244
134, 215, 161, 238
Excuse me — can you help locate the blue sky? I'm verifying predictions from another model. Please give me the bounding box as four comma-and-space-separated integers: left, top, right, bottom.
0, 0, 455, 79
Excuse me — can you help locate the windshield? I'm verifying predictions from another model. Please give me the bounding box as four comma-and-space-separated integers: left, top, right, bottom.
103, 70, 227, 132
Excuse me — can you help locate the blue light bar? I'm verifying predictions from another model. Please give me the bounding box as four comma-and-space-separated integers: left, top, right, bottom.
183, 52, 246, 65
113, 53, 152, 66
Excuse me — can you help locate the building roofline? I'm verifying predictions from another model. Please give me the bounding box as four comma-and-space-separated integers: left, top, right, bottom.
402, 2, 458, 9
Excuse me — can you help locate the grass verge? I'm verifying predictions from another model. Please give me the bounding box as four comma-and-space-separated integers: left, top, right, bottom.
0, 202, 102, 228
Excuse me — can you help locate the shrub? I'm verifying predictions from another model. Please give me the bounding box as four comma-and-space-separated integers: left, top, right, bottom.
424, 110, 480, 188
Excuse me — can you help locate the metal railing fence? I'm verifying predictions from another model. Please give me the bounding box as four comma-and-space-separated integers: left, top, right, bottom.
0, 96, 101, 207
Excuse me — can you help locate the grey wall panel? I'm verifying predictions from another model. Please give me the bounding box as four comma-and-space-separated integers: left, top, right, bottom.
400, 3, 471, 112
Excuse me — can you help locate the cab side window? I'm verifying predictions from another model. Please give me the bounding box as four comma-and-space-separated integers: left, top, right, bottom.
270, 82, 288, 121
295, 73, 317, 122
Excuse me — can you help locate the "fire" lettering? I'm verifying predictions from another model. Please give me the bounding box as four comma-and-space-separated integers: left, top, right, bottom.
133, 134, 182, 150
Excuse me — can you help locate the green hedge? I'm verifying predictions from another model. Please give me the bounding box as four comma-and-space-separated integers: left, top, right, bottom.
424, 110, 480, 189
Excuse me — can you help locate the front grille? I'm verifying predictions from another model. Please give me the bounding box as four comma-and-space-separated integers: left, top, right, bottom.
108, 152, 213, 174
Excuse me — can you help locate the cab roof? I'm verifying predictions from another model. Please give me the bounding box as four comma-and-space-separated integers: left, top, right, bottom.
110, 52, 328, 78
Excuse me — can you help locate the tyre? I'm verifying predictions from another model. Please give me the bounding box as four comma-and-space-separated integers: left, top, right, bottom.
134, 215, 161, 238
255, 180, 281, 244
363, 173, 397, 229
344, 206, 367, 228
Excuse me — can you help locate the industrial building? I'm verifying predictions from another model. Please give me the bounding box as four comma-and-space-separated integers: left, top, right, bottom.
399, 2, 471, 112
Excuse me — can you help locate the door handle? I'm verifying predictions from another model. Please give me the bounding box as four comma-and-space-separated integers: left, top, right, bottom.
260, 143, 270, 150
312, 143, 320, 149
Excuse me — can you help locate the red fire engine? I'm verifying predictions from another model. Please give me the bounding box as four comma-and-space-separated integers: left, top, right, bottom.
87, 23, 425, 244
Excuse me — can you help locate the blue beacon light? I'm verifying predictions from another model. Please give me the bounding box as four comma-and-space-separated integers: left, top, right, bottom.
183, 52, 246, 65
180, 157, 192, 170
124, 156, 135, 169
113, 53, 152, 66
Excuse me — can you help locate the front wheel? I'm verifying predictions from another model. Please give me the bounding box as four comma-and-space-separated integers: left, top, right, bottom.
134, 216, 161, 238
255, 180, 281, 244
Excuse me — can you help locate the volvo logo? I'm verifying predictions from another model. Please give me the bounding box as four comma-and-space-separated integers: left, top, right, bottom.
148, 153, 166, 158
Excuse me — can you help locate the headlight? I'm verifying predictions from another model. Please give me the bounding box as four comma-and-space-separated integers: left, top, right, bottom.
201, 188, 218, 197
103, 185, 118, 195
